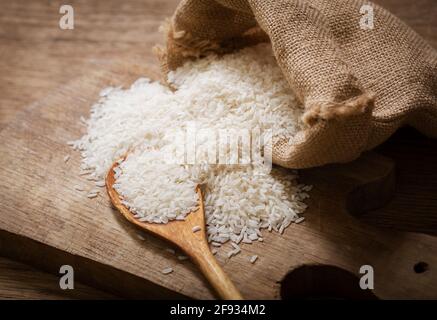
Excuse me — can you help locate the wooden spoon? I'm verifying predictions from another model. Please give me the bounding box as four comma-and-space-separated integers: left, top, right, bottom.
106, 160, 243, 300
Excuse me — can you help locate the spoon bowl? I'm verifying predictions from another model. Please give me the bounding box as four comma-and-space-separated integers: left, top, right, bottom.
106, 159, 243, 300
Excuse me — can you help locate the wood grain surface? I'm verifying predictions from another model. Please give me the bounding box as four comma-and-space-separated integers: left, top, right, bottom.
0, 257, 115, 299
0, 0, 436, 299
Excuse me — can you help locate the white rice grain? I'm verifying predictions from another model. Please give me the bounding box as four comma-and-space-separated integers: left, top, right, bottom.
95, 180, 106, 187
250, 255, 258, 264
165, 248, 176, 255
161, 267, 173, 275
227, 249, 240, 258
295, 217, 305, 224
136, 233, 146, 240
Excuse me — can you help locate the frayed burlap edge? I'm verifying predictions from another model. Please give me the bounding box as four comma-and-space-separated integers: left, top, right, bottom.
153, 19, 222, 83
303, 93, 375, 126
153, 18, 269, 83
273, 94, 375, 168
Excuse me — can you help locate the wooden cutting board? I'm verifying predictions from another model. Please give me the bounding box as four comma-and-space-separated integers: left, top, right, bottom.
0, 62, 436, 299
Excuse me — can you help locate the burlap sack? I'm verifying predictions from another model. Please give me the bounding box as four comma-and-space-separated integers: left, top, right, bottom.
155, 0, 437, 169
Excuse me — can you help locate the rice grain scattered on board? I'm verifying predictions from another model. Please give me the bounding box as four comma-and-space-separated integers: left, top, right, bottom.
231, 242, 240, 250
295, 217, 305, 224
227, 249, 240, 258
192, 226, 201, 233
161, 267, 173, 275
165, 248, 176, 255
136, 233, 146, 241
79, 171, 93, 176
177, 255, 189, 261
95, 180, 106, 187
250, 255, 258, 264
63, 155, 70, 163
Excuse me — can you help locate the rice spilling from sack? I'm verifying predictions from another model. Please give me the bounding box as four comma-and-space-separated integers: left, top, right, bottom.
72, 43, 311, 249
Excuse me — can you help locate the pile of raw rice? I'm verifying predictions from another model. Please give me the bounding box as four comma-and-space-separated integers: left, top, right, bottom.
70, 43, 311, 259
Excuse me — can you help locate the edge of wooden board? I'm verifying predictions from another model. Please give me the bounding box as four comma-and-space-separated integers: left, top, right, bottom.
0, 62, 436, 299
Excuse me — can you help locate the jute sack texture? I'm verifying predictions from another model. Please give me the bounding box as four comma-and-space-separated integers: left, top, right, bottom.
155, 0, 437, 168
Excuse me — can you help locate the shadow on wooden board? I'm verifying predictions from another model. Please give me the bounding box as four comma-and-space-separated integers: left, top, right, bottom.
281, 264, 379, 300
301, 126, 437, 236
0, 229, 188, 300
365, 127, 437, 235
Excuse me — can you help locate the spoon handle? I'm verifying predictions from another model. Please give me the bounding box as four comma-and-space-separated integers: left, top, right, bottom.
191, 243, 243, 300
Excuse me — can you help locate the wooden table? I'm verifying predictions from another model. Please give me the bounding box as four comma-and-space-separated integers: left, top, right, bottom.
0, 0, 436, 299
0, 257, 115, 299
